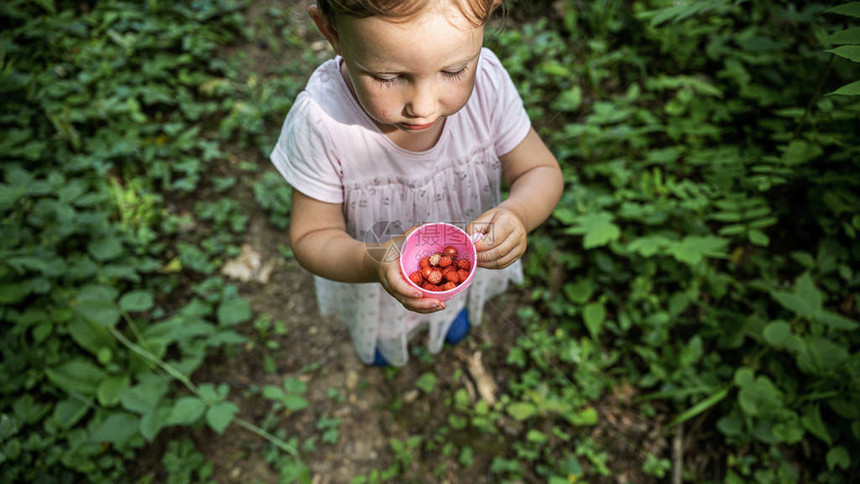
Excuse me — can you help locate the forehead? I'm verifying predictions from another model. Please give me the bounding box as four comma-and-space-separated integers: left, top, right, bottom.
337, 5, 484, 71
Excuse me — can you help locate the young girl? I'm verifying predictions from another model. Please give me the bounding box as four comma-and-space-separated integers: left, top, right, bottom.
270, 0, 563, 367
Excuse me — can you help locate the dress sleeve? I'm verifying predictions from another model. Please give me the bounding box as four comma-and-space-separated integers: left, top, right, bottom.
270, 93, 344, 204
478, 48, 532, 157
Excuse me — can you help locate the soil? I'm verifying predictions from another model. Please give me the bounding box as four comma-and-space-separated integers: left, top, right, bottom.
132, 1, 686, 483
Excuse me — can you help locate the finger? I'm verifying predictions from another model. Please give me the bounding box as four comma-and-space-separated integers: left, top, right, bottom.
466, 212, 495, 246
478, 234, 525, 269
403, 296, 446, 313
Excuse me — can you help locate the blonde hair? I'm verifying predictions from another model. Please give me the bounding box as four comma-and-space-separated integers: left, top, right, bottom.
316, 0, 498, 27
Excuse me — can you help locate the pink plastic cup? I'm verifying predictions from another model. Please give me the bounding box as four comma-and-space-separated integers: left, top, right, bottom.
400, 223, 479, 301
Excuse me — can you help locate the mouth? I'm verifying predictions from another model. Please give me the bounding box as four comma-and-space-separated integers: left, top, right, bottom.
398, 119, 437, 131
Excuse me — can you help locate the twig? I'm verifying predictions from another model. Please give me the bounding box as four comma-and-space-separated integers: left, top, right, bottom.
108, 324, 299, 458
672, 422, 683, 484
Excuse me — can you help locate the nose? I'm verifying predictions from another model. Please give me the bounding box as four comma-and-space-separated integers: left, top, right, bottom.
405, 81, 436, 119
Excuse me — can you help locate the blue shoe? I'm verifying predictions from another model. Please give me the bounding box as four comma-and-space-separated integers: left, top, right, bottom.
371, 347, 389, 367
445, 307, 470, 345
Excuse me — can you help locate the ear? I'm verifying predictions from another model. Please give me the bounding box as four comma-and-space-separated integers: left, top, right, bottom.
308, 5, 341, 55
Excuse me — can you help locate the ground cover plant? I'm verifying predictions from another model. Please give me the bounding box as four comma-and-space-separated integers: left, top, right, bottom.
1, 0, 858, 483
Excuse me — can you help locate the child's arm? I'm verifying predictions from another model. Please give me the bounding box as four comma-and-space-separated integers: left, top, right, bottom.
290, 190, 447, 312
468, 127, 563, 269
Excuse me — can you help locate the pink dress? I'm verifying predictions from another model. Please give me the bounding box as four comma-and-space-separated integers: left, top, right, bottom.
271, 48, 529, 366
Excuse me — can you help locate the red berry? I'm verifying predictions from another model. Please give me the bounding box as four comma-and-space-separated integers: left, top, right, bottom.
429, 253, 442, 266
421, 266, 433, 279
422, 282, 440, 291
419, 256, 431, 268
426, 269, 443, 285
442, 265, 456, 275
439, 256, 452, 268
409, 271, 424, 285
456, 258, 471, 271
443, 246, 458, 259
445, 270, 459, 283
457, 269, 470, 283
441, 281, 457, 291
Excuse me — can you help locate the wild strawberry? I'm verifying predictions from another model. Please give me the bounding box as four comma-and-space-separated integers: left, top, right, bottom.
421, 266, 434, 279
438, 255, 452, 268
422, 282, 440, 291
457, 269, 470, 283
456, 258, 471, 271
419, 256, 431, 268
440, 281, 457, 291
409, 271, 424, 285
444, 270, 459, 283
443, 246, 458, 259
429, 253, 442, 266
441, 265, 456, 275
426, 268, 443, 285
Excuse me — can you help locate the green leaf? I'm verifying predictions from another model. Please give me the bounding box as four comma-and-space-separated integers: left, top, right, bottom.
748, 229, 769, 247
582, 302, 606, 339
0, 281, 33, 304
283, 377, 307, 395
415, 373, 438, 393
119, 290, 154, 312
738, 376, 783, 417
797, 337, 849, 375
826, 446, 850, 471
167, 396, 206, 425
826, 2, 860, 18
54, 397, 91, 429
669, 235, 729, 265
206, 401, 239, 434
87, 236, 124, 261
507, 402, 537, 421
262, 385, 285, 401
68, 316, 115, 356
563, 212, 621, 249
826, 26, 860, 45
627, 235, 671, 257
120, 379, 169, 414
283, 394, 310, 411
13, 395, 51, 424
762, 321, 801, 352
46, 359, 109, 396
801, 405, 831, 446
74, 286, 120, 327
827, 45, 860, 62
140, 407, 171, 442
97, 374, 130, 407
816, 310, 859, 331
568, 407, 599, 426
829, 79, 860, 96
217, 297, 252, 326
769, 272, 820, 320
89, 412, 139, 446
563, 279, 595, 304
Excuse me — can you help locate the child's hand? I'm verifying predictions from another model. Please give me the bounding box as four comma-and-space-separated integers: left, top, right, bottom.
468, 207, 528, 269
373, 236, 447, 314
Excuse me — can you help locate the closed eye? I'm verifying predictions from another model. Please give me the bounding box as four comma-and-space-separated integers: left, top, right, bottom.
443, 67, 467, 81
371, 75, 401, 87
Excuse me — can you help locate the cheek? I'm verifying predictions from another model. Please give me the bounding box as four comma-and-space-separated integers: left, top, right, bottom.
355, 84, 396, 120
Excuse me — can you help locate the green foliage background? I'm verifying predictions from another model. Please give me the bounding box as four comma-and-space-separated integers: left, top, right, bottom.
1, 0, 858, 482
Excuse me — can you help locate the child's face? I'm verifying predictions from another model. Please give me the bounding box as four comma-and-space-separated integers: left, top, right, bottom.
328, 4, 485, 134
